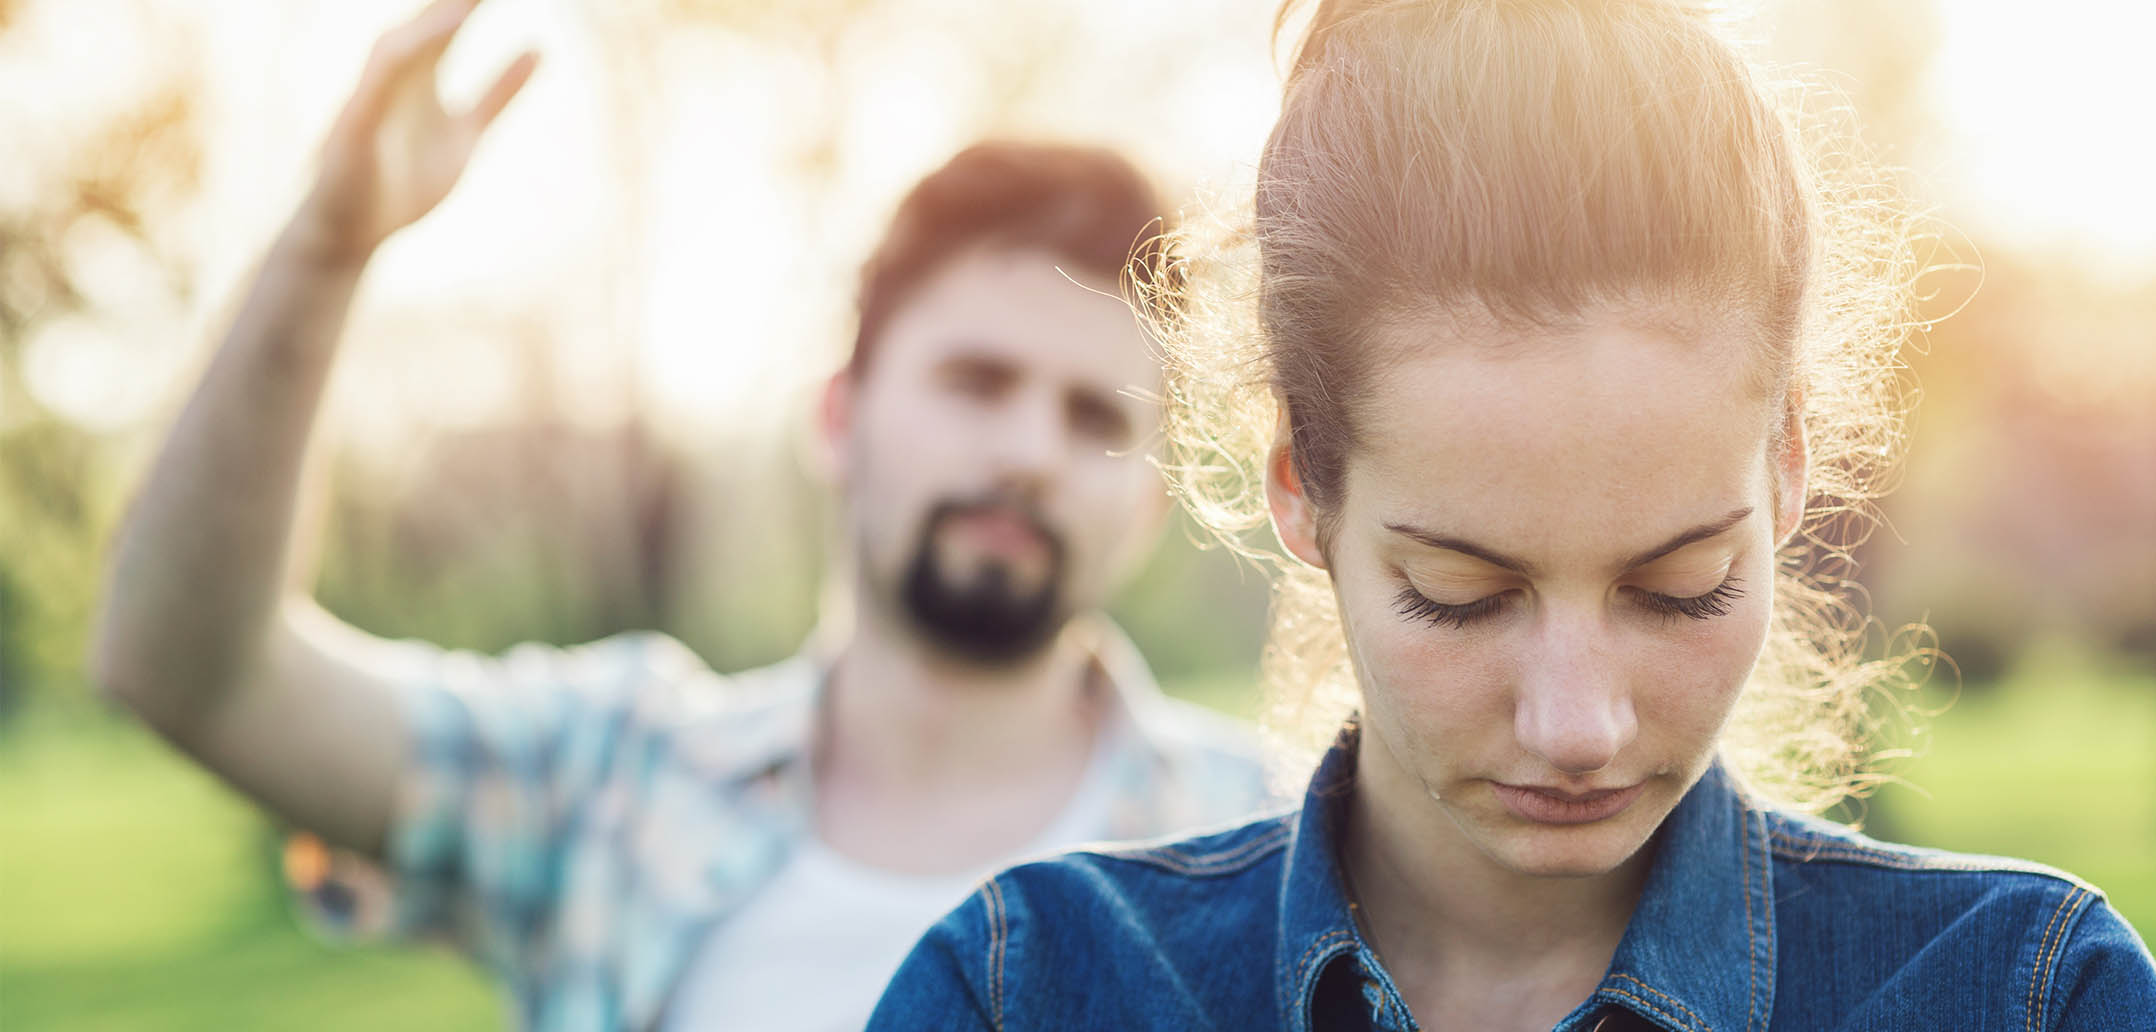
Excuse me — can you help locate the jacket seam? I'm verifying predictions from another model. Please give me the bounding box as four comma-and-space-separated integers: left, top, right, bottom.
1287, 928, 1358, 1030
984, 876, 1009, 1032
1104, 824, 1293, 877
1608, 973, 1709, 1030
1755, 805, 1778, 1032
1739, 800, 1758, 1032
1767, 833, 2077, 879
1604, 986, 1707, 1031
2024, 886, 2073, 1032
1158, 825, 1292, 870
2026, 885, 2090, 1032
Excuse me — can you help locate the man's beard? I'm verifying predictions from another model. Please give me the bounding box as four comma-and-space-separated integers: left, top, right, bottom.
897, 496, 1070, 664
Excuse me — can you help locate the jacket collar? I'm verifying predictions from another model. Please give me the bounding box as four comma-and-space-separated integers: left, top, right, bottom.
1274, 726, 1778, 1032
1589, 760, 1777, 1032
1274, 726, 1402, 1032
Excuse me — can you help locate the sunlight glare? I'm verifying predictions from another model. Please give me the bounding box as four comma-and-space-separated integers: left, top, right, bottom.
638, 31, 832, 434
23, 314, 177, 434
1929, 1, 2156, 270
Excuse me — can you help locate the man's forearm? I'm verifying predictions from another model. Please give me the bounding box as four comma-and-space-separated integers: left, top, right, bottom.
93, 218, 365, 735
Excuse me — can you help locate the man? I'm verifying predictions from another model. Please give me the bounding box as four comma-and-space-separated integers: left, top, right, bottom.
90, 2, 1274, 1029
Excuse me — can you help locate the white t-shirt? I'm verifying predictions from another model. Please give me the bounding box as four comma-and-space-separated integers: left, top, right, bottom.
660, 725, 1126, 1032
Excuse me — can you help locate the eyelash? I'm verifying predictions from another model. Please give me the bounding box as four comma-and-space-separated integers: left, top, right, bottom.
1392, 587, 1508, 629
1635, 577, 1746, 621
1391, 577, 1747, 629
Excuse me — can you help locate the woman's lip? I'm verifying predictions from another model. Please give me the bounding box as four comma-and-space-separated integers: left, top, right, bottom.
1490, 781, 1646, 825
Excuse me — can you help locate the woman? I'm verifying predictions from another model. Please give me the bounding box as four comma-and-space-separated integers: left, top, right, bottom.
867, 0, 2156, 1028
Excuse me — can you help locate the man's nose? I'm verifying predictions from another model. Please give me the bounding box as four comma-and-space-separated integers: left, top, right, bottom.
1513, 611, 1639, 776
985, 391, 1067, 482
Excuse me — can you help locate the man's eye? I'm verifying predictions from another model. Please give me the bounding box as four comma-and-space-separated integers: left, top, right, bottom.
944, 363, 1013, 399
1068, 396, 1131, 444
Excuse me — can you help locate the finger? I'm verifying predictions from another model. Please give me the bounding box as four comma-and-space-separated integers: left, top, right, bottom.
364, 0, 480, 85
340, 0, 481, 135
466, 51, 538, 132
405, 0, 483, 64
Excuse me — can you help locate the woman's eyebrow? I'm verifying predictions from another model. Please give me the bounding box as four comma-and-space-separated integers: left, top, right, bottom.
1382, 506, 1754, 576
1619, 507, 1754, 570
1382, 523, 1538, 574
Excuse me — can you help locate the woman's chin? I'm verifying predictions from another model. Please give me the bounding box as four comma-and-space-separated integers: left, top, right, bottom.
1465, 807, 1665, 880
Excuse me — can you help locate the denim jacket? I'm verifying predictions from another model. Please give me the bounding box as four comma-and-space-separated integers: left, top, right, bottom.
869, 726, 2156, 1030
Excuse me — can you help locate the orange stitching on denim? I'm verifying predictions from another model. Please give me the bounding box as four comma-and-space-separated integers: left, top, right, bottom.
2037, 889, 2090, 1032
1739, 801, 1758, 1032
1769, 830, 2075, 880
1770, 833, 1917, 865
1778, 848, 1924, 868
984, 877, 1008, 1032
1157, 826, 1291, 870
2024, 886, 2084, 1032
1756, 808, 1777, 1032
1122, 826, 1292, 877
1291, 928, 1358, 1002
1609, 974, 1709, 1030
1165, 824, 1293, 864
1604, 987, 1706, 1031
1769, 838, 2040, 873
2023, 886, 2073, 1032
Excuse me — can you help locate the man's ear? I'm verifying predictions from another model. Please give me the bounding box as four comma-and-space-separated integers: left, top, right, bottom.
1266, 409, 1329, 570
812, 369, 855, 483
1772, 389, 1809, 546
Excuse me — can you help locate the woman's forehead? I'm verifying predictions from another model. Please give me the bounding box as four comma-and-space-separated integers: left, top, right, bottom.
1344, 309, 1775, 558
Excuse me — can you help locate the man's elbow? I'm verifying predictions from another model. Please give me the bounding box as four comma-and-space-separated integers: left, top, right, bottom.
87, 608, 153, 717
86, 604, 218, 742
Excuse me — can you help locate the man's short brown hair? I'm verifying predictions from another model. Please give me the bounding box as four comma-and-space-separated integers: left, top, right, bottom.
849, 141, 1173, 373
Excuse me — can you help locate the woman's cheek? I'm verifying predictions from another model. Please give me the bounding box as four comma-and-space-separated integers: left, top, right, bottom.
1638, 584, 1774, 744
1345, 591, 1509, 738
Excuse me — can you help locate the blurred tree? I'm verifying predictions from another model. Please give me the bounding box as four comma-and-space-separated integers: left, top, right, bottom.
1766, 0, 2156, 675
0, 21, 200, 719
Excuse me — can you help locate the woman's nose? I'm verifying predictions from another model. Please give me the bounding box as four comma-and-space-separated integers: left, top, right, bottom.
1513, 617, 1639, 775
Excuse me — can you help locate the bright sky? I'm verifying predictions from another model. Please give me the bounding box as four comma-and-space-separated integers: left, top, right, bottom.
6, 0, 2150, 442
1925, 0, 2156, 270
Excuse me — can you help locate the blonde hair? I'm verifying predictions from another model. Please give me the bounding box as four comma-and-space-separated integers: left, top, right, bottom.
1145, 0, 1935, 811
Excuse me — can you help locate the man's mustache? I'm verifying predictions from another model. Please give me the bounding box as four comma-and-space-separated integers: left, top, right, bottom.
925, 494, 1066, 559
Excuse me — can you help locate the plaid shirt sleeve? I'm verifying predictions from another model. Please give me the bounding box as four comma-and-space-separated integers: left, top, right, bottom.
300, 632, 692, 976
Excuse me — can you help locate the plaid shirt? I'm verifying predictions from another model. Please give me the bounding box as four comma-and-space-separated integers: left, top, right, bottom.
299, 621, 1279, 1031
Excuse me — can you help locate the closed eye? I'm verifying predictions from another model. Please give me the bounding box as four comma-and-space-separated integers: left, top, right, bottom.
1393, 578, 1746, 629
1393, 585, 1510, 629
1628, 577, 1745, 621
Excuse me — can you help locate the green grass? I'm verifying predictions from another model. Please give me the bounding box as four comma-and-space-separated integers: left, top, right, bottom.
1, 657, 2147, 1029
0, 711, 501, 1031
1859, 644, 2156, 935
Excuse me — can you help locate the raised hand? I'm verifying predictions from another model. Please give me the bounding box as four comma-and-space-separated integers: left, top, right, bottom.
293, 0, 537, 265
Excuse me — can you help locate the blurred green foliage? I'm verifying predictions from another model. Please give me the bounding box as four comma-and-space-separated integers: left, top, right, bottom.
0, 418, 111, 718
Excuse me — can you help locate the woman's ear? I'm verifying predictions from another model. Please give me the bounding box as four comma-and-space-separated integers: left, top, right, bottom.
1266, 410, 1330, 570
1771, 389, 1809, 546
